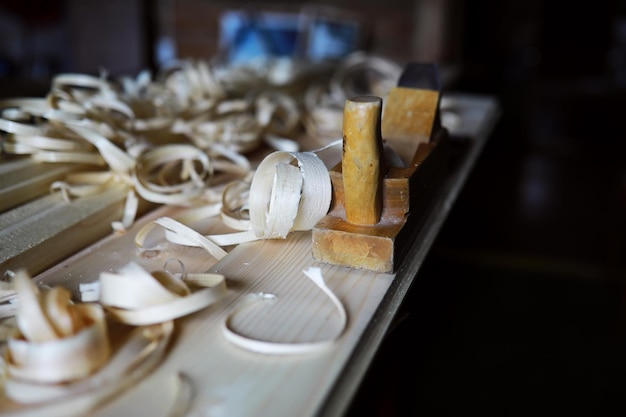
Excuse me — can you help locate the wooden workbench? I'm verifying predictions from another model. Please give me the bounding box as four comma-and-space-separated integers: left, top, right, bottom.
0, 93, 499, 417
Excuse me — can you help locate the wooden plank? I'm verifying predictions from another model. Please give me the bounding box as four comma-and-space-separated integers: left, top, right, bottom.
21, 203, 395, 417
0, 158, 89, 212
0, 93, 500, 417
0, 184, 153, 277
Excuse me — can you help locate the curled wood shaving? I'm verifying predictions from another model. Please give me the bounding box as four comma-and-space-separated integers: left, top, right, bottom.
135, 217, 229, 259
219, 179, 251, 231
131, 144, 213, 206
92, 261, 228, 326
0, 269, 187, 411
4, 269, 110, 385
249, 150, 332, 238
4, 321, 173, 412
133, 146, 335, 254
222, 267, 347, 355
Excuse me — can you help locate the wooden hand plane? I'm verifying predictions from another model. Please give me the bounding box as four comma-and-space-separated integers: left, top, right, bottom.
312, 62, 449, 273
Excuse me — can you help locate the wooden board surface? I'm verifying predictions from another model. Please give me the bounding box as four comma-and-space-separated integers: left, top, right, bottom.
20, 201, 394, 417
0, 93, 500, 417
0, 158, 90, 212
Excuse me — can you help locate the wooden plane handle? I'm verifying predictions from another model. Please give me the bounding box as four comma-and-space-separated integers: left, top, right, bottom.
342, 96, 386, 225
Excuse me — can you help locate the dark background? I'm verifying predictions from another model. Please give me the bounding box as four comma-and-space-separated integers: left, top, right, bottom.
351, 1, 626, 416
1, 1, 626, 415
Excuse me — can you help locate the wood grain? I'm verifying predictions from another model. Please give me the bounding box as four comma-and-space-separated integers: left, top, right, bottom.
25, 204, 395, 417
0, 158, 89, 212
0, 184, 154, 278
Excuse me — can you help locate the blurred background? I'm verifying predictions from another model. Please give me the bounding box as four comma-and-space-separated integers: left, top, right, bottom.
1, 0, 625, 415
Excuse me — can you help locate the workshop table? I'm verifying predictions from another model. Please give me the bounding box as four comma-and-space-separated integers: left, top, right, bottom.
0, 92, 499, 417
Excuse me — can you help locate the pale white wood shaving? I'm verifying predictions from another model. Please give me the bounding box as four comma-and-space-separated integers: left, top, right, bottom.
249, 151, 331, 239
12, 270, 58, 343
111, 189, 139, 233
4, 270, 111, 387
61, 123, 135, 173
6, 305, 110, 384
3, 321, 173, 413
222, 266, 347, 355
31, 151, 106, 165
131, 144, 212, 206
135, 217, 227, 260
172, 201, 222, 224
99, 262, 183, 309
96, 261, 227, 326
262, 133, 299, 153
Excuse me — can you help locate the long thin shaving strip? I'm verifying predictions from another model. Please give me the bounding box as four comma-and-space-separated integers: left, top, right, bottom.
222, 267, 347, 355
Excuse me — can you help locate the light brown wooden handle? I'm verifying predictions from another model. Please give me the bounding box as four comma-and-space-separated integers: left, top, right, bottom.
342, 96, 385, 225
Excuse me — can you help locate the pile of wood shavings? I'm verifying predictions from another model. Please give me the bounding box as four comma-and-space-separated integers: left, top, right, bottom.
0, 53, 401, 414
1, 60, 302, 225
0, 53, 401, 233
